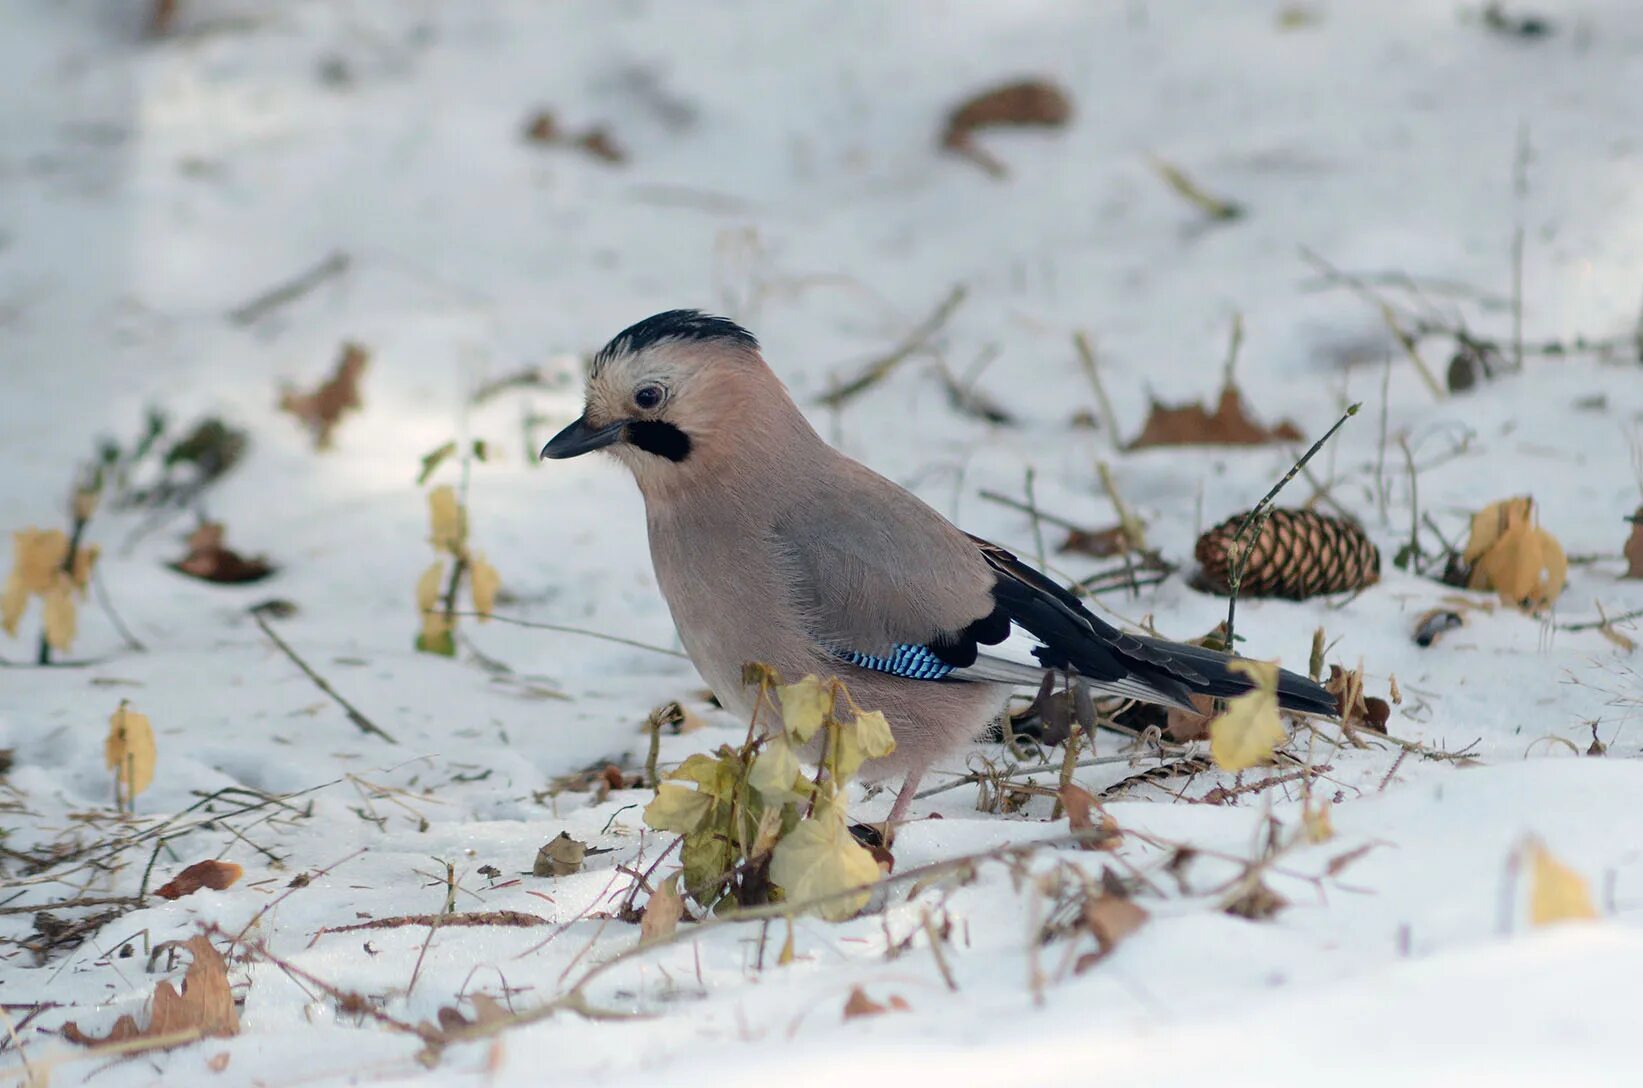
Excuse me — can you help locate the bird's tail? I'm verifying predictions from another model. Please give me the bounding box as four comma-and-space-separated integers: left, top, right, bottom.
1130, 634, 1339, 718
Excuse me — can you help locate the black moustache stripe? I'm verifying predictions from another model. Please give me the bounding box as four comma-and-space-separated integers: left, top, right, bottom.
626, 420, 692, 462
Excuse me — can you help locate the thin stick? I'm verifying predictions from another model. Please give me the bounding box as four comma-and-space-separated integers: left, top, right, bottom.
92, 570, 146, 653
1220, 312, 1244, 390
1023, 468, 1047, 570
250, 608, 398, 744
817, 285, 967, 408
442, 610, 687, 659
977, 490, 1087, 535
228, 251, 351, 325
1559, 608, 1643, 632
1072, 332, 1122, 445
1511, 121, 1531, 372
1223, 404, 1362, 650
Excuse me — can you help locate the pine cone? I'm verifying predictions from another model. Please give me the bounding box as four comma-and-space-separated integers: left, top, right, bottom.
1194, 508, 1380, 600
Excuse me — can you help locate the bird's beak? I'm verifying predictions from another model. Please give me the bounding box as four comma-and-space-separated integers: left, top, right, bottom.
540, 416, 627, 459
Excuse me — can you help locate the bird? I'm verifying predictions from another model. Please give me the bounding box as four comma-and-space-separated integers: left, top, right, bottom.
542, 310, 1338, 825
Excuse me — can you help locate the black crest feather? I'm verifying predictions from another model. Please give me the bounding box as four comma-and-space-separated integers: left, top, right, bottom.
592, 310, 757, 374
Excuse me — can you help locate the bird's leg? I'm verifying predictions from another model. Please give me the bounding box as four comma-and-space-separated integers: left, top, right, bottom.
881, 766, 927, 841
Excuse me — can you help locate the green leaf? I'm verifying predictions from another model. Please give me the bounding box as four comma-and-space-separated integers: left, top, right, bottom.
417, 440, 457, 485
778, 675, 832, 743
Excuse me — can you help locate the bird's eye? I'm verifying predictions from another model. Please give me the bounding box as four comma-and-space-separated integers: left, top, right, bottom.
634, 384, 665, 411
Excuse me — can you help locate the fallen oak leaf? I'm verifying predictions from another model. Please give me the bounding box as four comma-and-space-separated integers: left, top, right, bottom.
170, 522, 275, 584
1057, 784, 1122, 850
842, 987, 910, 1020
155, 860, 245, 901
280, 342, 367, 450
1131, 385, 1303, 448
1075, 893, 1148, 972
63, 934, 239, 1048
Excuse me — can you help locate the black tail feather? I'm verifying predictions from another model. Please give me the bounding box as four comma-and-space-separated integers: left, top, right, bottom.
1132, 636, 1338, 717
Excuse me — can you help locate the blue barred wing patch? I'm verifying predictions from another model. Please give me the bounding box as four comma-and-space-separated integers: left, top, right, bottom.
838, 643, 956, 681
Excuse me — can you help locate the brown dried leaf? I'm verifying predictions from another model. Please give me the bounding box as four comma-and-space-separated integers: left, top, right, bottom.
1058, 784, 1121, 850
1223, 879, 1287, 920
1623, 508, 1643, 579
1128, 385, 1303, 448
940, 79, 1071, 177
1324, 664, 1388, 734
1057, 523, 1130, 558
1165, 692, 1217, 742
63, 935, 239, 1048
1078, 893, 1148, 969
842, 987, 910, 1020
155, 860, 246, 901
170, 523, 275, 584
280, 342, 368, 450
534, 831, 587, 877
640, 872, 684, 944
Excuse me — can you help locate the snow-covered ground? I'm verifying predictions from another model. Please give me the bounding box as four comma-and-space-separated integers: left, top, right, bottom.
4, 2, 1642, 1085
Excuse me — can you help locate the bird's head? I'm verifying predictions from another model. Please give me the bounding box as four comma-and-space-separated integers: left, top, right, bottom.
541, 310, 791, 494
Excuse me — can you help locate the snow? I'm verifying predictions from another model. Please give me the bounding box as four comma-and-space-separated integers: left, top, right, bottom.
3, 1, 1642, 1085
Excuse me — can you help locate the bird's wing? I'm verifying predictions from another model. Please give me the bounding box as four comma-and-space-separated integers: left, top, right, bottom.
775, 481, 1335, 717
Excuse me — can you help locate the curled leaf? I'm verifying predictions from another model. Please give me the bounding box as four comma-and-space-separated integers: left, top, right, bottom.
428, 486, 465, 555
155, 860, 245, 901
834, 708, 897, 780
416, 561, 444, 613
41, 577, 77, 651
1463, 496, 1566, 609
640, 872, 685, 943
469, 555, 501, 618
105, 701, 157, 803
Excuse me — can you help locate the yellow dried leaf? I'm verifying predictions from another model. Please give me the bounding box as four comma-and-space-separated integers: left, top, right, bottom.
12, 529, 69, 594
70, 543, 100, 592
1209, 659, 1285, 772
42, 577, 77, 651
469, 555, 501, 619
1302, 800, 1334, 843
748, 735, 804, 801
640, 872, 684, 943
834, 708, 897, 780
769, 803, 880, 921
1525, 838, 1599, 926
1464, 497, 1531, 564
105, 702, 157, 802
644, 782, 716, 836
1, 570, 27, 636
777, 675, 832, 743
416, 561, 444, 613
427, 485, 465, 554
1464, 497, 1566, 609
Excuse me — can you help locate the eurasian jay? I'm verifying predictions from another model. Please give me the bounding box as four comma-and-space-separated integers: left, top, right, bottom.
543, 311, 1336, 823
